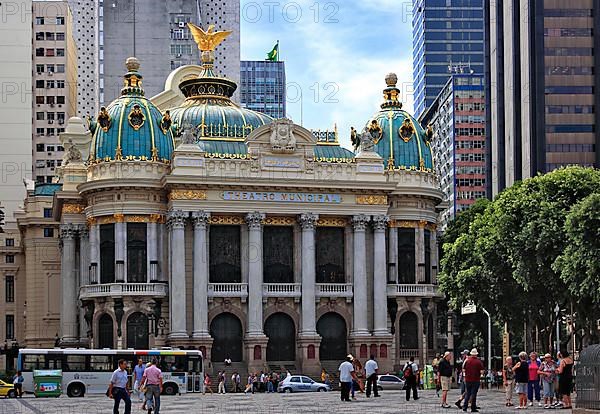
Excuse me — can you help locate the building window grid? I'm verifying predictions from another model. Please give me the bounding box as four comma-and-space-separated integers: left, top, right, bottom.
5, 276, 14, 303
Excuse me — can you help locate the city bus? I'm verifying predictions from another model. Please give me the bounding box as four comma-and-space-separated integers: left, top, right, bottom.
17, 348, 204, 397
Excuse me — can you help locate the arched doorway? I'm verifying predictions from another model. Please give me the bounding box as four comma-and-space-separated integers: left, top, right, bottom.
126, 312, 149, 349
399, 311, 419, 349
210, 313, 243, 362
317, 312, 347, 360
98, 313, 114, 349
264, 313, 295, 361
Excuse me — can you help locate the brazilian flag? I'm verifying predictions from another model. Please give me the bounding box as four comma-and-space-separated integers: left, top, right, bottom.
266, 42, 279, 61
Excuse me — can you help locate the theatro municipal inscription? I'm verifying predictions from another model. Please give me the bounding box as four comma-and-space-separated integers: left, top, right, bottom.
222, 191, 342, 203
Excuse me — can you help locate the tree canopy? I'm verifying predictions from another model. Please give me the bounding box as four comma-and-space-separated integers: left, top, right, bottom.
439, 167, 600, 352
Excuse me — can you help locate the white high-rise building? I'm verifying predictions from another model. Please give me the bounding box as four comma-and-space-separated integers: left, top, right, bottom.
0, 0, 33, 221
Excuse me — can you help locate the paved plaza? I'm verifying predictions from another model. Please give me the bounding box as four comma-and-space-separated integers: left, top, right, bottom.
1, 389, 574, 414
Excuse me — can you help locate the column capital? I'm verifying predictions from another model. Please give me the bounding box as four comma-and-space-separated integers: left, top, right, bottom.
191, 210, 211, 229
372, 215, 390, 231
79, 226, 90, 239
245, 212, 265, 229
351, 214, 370, 231
167, 210, 188, 229
297, 212, 319, 230
60, 223, 77, 240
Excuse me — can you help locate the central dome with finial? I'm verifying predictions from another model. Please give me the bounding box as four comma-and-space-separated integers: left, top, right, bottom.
367, 73, 434, 172
89, 57, 175, 163
168, 24, 272, 145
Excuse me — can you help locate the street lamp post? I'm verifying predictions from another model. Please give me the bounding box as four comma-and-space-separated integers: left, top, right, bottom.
554, 304, 560, 355
482, 308, 491, 372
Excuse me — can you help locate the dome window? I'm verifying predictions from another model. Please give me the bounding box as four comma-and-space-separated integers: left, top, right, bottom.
128, 104, 145, 130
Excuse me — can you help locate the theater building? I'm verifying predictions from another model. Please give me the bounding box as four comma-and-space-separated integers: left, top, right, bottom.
17, 27, 445, 376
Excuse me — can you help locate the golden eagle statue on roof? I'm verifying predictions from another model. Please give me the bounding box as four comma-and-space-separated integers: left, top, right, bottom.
187, 23, 232, 52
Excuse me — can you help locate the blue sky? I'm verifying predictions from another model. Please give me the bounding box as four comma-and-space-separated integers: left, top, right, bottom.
240, 0, 415, 148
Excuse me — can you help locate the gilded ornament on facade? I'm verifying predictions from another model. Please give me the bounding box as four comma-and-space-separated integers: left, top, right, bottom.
187, 23, 232, 52
316, 217, 347, 227
86, 217, 97, 226
159, 110, 172, 133
168, 190, 208, 200
113, 213, 125, 223
97, 106, 111, 132
389, 219, 418, 228
263, 216, 295, 226
149, 214, 166, 223
398, 118, 415, 143
128, 104, 145, 130
209, 215, 245, 225
356, 195, 388, 205
62, 203, 85, 214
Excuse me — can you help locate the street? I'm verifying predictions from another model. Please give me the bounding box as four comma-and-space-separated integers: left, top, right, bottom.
0, 389, 574, 414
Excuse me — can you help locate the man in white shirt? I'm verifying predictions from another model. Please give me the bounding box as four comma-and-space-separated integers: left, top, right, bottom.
339, 355, 357, 402
365, 355, 380, 398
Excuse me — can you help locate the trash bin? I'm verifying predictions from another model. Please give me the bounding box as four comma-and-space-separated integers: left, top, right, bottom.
33, 369, 62, 398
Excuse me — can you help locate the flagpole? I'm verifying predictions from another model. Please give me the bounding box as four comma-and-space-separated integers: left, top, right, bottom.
277, 39, 280, 62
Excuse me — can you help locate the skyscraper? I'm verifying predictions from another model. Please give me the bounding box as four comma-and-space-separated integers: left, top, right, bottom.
421, 74, 487, 229
102, 0, 240, 103
486, 0, 600, 196
32, 1, 78, 184
412, 0, 485, 118
0, 0, 32, 221
240, 60, 286, 119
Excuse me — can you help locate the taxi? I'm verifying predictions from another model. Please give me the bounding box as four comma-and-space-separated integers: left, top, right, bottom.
0, 379, 16, 398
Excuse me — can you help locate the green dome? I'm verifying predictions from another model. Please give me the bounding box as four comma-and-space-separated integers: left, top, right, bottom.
90, 58, 175, 163
369, 73, 434, 172
168, 55, 272, 140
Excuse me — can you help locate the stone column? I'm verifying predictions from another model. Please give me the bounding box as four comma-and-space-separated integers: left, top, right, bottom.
415, 226, 425, 283
88, 220, 100, 284
147, 221, 158, 282
372, 215, 389, 335
387, 227, 398, 283
60, 224, 79, 344
245, 212, 265, 336
298, 213, 318, 335
430, 229, 438, 284
192, 211, 210, 339
78, 227, 89, 341
168, 210, 188, 340
115, 217, 127, 282
157, 222, 166, 282
351, 214, 370, 336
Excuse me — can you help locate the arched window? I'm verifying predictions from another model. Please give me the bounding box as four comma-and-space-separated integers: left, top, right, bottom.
127, 223, 147, 283
399, 312, 419, 349
263, 226, 294, 283
126, 312, 149, 349
253, 345, 262, 360
370, 344, 378, 358
316, 227, 345, 283
307, 345, 316, 360
360, 344, 368, 359
98, 313, 114, 349
100, 224, 115, 283
209, 226, 241, 283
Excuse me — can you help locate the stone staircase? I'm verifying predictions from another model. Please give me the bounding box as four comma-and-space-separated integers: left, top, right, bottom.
320, 360, 341, 388
209, 361, 248, 393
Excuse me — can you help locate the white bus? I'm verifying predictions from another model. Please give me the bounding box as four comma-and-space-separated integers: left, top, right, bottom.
17, 348, 204, 397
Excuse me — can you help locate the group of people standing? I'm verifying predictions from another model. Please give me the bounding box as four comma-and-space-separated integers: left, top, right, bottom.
110, 358, 163, 414
338, 354, 381, 402
205, 370, 283, 394
504, 351, 574, 409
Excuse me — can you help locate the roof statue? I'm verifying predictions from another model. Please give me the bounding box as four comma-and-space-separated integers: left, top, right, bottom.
187, 23, 232, 52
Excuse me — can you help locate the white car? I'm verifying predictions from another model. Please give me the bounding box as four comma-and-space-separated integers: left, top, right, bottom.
377, 374, 405, 390
277, 375, 331, 393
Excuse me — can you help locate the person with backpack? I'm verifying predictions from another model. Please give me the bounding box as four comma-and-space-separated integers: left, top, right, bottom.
403, 356, 419, 401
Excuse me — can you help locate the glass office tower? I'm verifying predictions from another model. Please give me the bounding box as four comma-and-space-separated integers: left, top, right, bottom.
412, 0, 485, 118
240, 60, 286, 119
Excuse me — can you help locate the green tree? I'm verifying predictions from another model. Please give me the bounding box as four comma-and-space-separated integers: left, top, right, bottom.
440, 167, 600, 353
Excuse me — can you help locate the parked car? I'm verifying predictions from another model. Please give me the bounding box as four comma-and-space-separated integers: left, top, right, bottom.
377, 374, 405, 391
0, 380, 16, 398
277, 375, 331, 393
